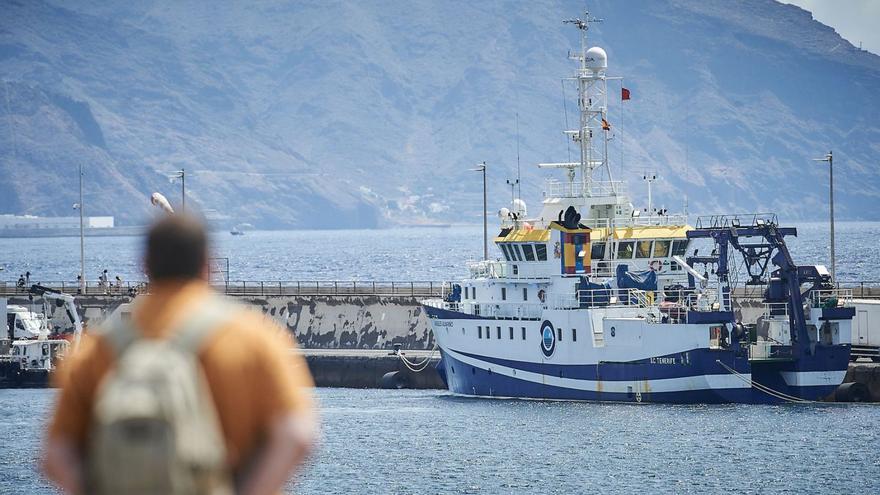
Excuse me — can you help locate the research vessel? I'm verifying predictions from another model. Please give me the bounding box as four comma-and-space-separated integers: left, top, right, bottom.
422, 14, 854, 404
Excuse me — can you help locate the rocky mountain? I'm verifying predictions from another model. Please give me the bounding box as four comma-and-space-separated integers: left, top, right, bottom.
1, 0, 878, 228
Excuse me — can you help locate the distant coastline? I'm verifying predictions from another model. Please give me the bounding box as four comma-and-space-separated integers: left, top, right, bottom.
0, 226, 146, 239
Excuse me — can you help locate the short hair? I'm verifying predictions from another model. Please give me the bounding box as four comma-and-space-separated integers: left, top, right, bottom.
145, 214, 208, 281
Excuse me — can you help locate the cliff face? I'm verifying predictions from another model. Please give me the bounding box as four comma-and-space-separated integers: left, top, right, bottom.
1, 0, 878, 227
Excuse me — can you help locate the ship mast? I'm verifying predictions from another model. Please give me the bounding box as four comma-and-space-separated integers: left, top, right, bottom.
563, 12, 615, 198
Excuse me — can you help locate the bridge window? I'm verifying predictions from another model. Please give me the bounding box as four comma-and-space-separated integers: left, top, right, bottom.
500, 244, 512, 261
497, 326, 501, 339
521, 327, 526, 340
535, 244, 548, 261
511, 245, 522, 261
636, 240, 653, 258
617, 241, 634, 259
509, 326, 514, 339
653, 240, 670, 258
478, 326, 482, 339
572, 328, 577, 342
523, 288, 528, 301
473, 287, 477, 299
671, 240, 688, 257
501, 287, 506, 301
522, 244, 536, 261
557, 328, 563, 341
591, 242, 605, 259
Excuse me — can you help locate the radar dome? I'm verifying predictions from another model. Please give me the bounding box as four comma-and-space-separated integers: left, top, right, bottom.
585, 47, 607, 71
498, 207, 511, 219
512, 198, 527, 217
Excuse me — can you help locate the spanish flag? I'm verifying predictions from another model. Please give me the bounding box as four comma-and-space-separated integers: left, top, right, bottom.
601, 118, 611, 131
622, 87, 631, 100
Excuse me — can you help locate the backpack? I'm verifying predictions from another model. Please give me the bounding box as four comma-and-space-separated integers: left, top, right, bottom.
87, 297, 235, 495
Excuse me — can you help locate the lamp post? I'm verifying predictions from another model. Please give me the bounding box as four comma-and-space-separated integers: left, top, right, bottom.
169, 169, 186, 212
471, 162, 488, 260
74, 164, 85, 292
813, 151, 834, 281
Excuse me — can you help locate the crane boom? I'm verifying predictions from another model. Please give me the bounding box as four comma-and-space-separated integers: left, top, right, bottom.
29, 285, 83, 349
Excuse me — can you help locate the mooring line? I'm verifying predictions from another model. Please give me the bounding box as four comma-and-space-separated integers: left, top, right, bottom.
397, 344, 439, 373
715, 359, 814, 404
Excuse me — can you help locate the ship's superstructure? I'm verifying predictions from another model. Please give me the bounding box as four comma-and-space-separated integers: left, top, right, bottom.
422, 13, 853, 404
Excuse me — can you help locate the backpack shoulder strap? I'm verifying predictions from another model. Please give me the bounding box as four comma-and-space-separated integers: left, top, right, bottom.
93, 318, 140, 359
171, 296, 238, 354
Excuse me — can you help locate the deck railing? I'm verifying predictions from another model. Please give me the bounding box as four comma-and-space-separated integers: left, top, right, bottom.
0, 280, 444, 298
1, 280, 878, 299
809, 288, 854, 308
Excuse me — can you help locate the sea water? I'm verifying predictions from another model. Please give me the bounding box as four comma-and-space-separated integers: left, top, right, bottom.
1, 224, 879, 493
2, 388, 878, 494
0, 222, 879, 283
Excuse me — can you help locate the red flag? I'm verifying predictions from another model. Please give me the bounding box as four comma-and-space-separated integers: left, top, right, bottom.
601, 118, 611, 131
621, 87, 631, 100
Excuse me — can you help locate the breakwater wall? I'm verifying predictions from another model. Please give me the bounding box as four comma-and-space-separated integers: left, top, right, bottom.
5, 292, 434, 351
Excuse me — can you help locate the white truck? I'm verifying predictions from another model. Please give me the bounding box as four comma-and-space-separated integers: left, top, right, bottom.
852, 299, 880, 362
4, 302, 48, 339
2, 286, 83, 387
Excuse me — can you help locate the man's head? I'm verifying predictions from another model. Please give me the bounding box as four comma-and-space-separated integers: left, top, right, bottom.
145, 214, 209, 282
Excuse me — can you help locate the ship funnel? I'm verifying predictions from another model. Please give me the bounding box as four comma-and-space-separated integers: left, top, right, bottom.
585, 46, 607, 71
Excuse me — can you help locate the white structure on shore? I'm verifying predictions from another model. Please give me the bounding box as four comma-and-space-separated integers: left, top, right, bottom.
0, 215, 114, 231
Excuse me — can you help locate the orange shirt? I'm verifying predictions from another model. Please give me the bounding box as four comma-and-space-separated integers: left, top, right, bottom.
48, 280, 315, 473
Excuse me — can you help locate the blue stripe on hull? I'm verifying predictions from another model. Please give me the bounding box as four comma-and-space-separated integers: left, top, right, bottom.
451, 347, 751, 381
439, 350, 844, 405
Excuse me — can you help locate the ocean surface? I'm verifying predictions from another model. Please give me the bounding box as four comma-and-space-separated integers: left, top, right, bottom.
1, 224, 879, 493
1, 222, 879, 284
2, 388, 878, 494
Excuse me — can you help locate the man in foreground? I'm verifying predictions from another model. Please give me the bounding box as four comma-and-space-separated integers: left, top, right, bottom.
43, 214, 317, 495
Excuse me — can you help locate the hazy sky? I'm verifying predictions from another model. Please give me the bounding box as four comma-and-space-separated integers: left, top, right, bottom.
781, 0, 880, 54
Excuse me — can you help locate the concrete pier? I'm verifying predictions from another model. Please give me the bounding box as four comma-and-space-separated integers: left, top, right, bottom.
842, 362, 880, 401
300, 349, 443, 389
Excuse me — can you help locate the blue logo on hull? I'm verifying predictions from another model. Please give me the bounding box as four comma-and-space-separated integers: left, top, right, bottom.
540, 320, 556, 357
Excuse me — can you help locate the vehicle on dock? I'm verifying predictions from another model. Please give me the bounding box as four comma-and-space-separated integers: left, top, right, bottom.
1, 285, 83, 388
421, 13, 854, 404
5, 303, 48, 339
852, 299, 880, 361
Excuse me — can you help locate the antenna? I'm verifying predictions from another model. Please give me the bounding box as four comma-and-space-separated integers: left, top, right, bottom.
564, 11, 603, 72
515, 112, 522, 200
563, 11, 603, 31
642, 171, 658, 214
506, 178, 519, 204
561, 80, 572, 163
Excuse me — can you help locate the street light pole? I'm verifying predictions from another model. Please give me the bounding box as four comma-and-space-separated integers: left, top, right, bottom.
78, 163, 85, 292
471, 162, 488, 260
169, 169, 186, 212
813, 151, 835, 281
